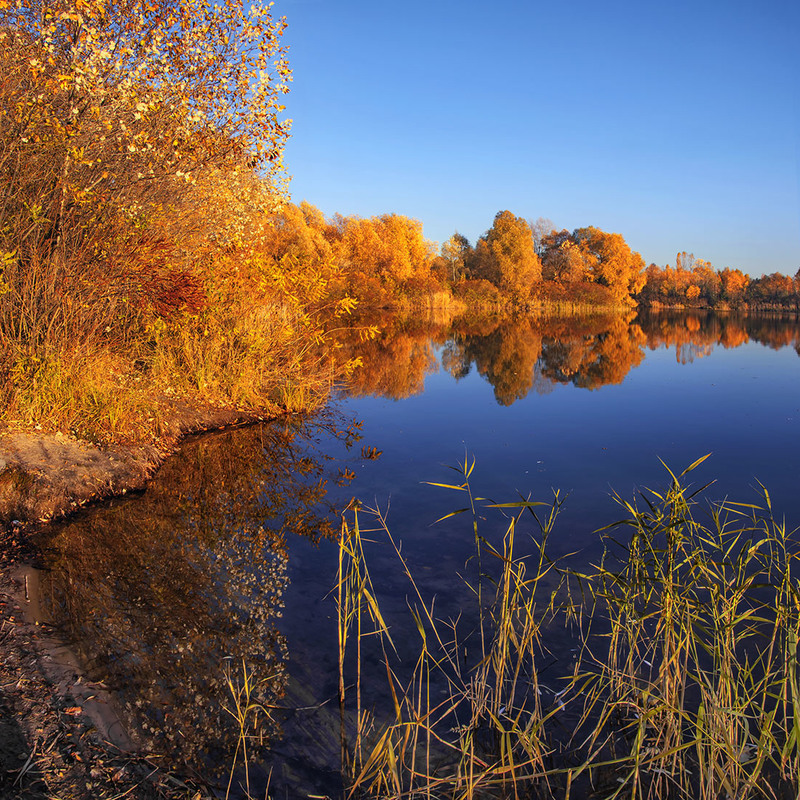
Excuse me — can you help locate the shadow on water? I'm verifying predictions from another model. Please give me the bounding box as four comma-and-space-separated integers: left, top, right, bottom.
32, 413, 361, 793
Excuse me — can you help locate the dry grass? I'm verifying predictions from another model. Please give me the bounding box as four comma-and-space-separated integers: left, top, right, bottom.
336, 456, 800, 799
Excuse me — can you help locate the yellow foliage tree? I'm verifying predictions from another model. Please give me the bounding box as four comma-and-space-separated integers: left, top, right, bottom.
339, 213, 434, 289
478, 210, 541, 302
686, 284, 701, 302
572, 227, 645, 300
720, 267, 749, 303
441, 232, 471, 282
541, 231, 593, 282
0, 0, 291, 341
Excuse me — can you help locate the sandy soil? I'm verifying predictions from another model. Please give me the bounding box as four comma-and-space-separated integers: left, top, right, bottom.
0, 432, 161, 524
0, 405, 267, 525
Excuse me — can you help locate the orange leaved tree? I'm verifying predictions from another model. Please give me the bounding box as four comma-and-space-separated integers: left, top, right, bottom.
474, 210, 541, 302
0, 0, 291, 346
0, 0, 313, 439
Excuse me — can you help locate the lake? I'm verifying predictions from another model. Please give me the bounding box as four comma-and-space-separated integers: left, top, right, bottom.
34, 309, 800, 797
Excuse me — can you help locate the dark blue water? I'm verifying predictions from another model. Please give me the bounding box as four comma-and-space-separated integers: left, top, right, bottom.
338, 340, 800, 544
36, 311, 800, 796
293, 315, 800, 581
276, 311, 800, 794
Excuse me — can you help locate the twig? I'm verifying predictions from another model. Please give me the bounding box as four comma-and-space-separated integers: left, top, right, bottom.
13, 737, 38, 786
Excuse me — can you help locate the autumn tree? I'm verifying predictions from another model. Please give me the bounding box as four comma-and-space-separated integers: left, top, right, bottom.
636, 263, 663, 303
538, 226, 644, 302
689, 260, 721, 304
540, 230, 591, 282
474, 210, 541, 302
346, 214, 433, 284
0, 0, 291, 343
676, 252, 698, 272
441, 232, 472, 282
259, 203, 334, 268
528, 216, 556, 256
0, 1, 374, 440
571, 227, 646, 300
747, 273, 796, 307
638, 259, 761, 309
720, 268, 749, 304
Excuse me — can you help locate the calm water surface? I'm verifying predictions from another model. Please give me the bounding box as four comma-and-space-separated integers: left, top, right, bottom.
35, 311, 800, 795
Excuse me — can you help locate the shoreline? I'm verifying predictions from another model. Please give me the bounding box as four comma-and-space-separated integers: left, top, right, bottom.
0, 405, 281, 526
0, 404, 298, 798
0, 534, 218, 798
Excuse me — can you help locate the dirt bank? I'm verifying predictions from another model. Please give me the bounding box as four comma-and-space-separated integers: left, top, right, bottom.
0, 406, 270, 525
0, 405, 288, 797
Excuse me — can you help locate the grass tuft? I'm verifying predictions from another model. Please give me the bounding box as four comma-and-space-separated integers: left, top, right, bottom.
337, 458, 800, 798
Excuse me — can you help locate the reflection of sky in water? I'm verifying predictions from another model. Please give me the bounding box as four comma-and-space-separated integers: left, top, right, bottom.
333, 339, 800, 549
281, 316, 800, 793
35, 313, 800, 796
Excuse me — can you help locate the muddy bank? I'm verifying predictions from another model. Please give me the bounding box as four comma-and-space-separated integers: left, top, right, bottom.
0, 406, 274, 524
0, 532, 216, 799
0, 405, 290, 796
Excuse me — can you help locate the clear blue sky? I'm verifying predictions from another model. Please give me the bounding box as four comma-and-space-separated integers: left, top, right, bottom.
280, 0, 800, 277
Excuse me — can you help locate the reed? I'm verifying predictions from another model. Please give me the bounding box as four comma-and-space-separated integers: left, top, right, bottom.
222, 658, 274, 800
336, 456, 800, 798
0, 296, 338, 444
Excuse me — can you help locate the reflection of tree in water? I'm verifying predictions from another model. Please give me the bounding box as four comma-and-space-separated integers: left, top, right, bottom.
636, 310, 800, 356
36, 415, 357, 775
446, 318, 544, 405
675, 341, 714, 364
337, 314, 444, 400
441, 339, 471, 380
537, 317, 647, 390
338, 309, 800, 407
743, 316, 800, 350
350, 334, 437, 399
441, 315, 646, 401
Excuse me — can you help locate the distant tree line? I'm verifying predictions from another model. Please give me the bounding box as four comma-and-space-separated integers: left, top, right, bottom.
638, 253, 800, 310
265, 205, 649, 310
268, 204, 800, 312
441, 212, 646, 305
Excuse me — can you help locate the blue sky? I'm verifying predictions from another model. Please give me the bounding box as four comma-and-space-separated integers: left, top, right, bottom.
280, 0, 799, 276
